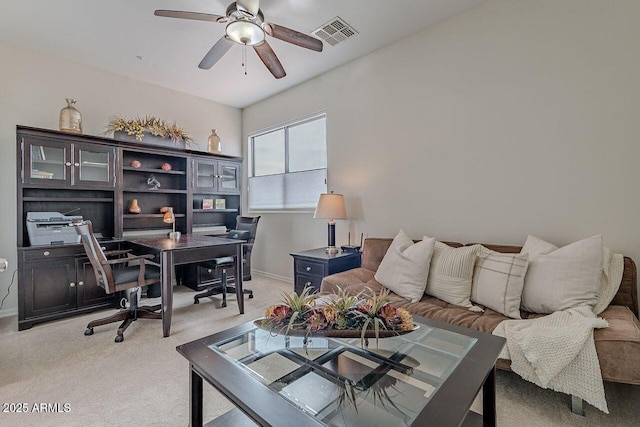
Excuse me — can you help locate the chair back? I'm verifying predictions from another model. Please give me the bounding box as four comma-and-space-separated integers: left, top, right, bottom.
235, 216, 260, 244
74, 220, 116, 294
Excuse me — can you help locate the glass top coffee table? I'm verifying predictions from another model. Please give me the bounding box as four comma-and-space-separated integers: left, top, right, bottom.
177, 315, 505, 427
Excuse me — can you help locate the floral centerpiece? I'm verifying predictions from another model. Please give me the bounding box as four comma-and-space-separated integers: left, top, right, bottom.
106, 115, 195, 148
261, 287, 415, 342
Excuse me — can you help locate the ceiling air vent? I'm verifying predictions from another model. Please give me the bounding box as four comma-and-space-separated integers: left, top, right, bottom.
312, 17, 358, 47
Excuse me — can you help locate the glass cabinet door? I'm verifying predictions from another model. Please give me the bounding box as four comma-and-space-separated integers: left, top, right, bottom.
25, 140, 70, 185
23, 139, 114, 188
194, 159, 217, 193
74, 145, 115, 187
218, 161, 240, 194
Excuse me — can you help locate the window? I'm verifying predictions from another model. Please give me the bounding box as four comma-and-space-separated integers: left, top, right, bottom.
248, 114, 327, 210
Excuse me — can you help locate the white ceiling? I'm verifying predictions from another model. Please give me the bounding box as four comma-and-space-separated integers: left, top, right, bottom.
0, 0, 486, 109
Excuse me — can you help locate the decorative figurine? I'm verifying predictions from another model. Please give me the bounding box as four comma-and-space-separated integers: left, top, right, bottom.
147, 174, 161, 190
128, 199, 141, 214
130, 160, 141, 168
161, 162, 172, 171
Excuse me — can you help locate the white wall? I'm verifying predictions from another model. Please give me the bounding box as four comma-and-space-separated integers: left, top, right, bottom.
0, 40, 242, 315
243, 0, 640, 284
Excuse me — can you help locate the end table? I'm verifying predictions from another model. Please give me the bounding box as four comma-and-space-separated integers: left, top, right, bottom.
290, 248, 362, 294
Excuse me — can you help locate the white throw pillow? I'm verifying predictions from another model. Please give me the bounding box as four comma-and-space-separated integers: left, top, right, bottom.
471, 247, 529, 319
425, 241, 482, 311
520, 234, 603, 314
374, 230, 435, 303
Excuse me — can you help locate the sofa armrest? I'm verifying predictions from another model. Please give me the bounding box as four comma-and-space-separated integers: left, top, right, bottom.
320, 267, 376, 294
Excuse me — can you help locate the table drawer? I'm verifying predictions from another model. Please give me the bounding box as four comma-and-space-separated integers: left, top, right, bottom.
295, 274, 322, 294
22, 246, 85, 261
296, 260, 325, 276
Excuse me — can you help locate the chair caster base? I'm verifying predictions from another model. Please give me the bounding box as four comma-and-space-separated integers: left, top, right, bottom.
115, 334, 124, 343
221, 301, 227, 308
84, 327, 94, 336
248, 293, 254, 299
194, 298, 199, 305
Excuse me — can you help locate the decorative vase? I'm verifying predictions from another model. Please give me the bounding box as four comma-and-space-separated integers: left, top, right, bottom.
59, 98, 83, 133
128, 199, 141, 214
207, 129, 221, 154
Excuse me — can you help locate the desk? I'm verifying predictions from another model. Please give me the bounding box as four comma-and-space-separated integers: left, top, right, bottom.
126, 235, 243, 337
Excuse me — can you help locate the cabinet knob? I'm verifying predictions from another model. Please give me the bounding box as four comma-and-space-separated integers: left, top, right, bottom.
65, 162, 72, 166
43, 251, 50, 256
101, 246, 106, 251
305, 281, 312, 287
69, 282, 76, 288
74, 162, 80, 167
207, 269, 213, 274
306, 266, 311, 272
78, 281, 84, 286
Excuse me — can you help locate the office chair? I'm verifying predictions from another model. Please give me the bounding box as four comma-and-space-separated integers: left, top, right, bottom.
235, 216, 260, 282
193, 216, 260, 306
74, 220, 162, 342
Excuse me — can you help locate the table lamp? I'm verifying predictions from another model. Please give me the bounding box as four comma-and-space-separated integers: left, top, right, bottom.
314, 191, 347, 253
163, 207, 180, 240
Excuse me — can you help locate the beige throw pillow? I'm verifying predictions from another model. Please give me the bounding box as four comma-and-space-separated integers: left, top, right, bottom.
374, 230, 435, 303
425, 241, 482, 311
520, 234, 603, 314
471, 247, 529, 319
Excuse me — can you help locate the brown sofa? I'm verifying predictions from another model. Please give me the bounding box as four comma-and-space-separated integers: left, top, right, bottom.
320, 238, 640, 386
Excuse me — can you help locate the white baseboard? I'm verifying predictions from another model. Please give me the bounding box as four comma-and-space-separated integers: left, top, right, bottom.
252, 270, 293, 284
0, 308, 18, 319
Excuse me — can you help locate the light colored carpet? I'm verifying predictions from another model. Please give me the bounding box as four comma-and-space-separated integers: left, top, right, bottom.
0, 275, 638, 426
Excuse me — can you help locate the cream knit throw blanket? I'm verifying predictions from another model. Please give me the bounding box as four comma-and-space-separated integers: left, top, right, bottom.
493, 306, 609, 413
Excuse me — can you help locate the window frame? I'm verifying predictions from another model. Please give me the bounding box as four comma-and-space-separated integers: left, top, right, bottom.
247, 112, 327, 213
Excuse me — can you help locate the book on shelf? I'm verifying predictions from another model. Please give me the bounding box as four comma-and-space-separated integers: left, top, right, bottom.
215, 199, 226, 210
31, 146, 46, 161
202, 198, 214, 210
31, 170, 54, 179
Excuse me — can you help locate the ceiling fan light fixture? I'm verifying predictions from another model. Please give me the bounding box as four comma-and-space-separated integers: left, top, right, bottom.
226, 20, 264, 46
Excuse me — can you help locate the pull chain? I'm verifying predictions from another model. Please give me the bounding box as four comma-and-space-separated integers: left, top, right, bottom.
242, 45, 247, 76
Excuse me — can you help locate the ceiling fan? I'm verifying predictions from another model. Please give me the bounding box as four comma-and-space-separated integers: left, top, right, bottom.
154, 0, 323, 79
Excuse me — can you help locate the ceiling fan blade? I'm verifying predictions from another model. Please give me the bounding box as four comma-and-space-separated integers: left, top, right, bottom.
264, 23, 323, 52
154, 10, 223, 23
198, 37, 234, 70
236, 0, 260, 18
253, 41, 286, 79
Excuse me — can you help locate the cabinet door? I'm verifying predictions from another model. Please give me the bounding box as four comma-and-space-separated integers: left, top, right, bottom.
23, 138, 72, 186
76, 257, 113, 308
73, 143, 116, 188
217, 160, 241, 194
22, 258, 76, 319
193, 158, 218, 193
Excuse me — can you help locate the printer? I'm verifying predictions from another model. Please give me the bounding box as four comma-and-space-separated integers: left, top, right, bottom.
26, 212, 83, 246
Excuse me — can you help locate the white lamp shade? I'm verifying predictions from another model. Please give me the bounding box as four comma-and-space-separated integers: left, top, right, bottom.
226, 21, 265, 46
314, 193, 347, 220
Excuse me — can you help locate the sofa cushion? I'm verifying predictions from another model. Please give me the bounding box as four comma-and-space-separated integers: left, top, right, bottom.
425, 242, 482, 310
374, 230, 435, 303
520, 234, 603, 314
471, 248, 529, 319
594, 305, 640, 385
